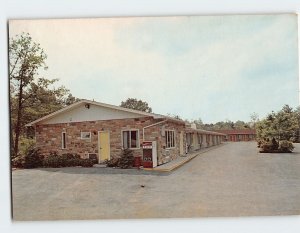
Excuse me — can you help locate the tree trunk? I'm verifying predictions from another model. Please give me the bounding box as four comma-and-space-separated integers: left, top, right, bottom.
13, 79, 23, 156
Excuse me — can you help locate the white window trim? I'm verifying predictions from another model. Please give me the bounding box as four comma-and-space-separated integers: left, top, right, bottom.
62, 132, 67, 149
121, 129, 140, 150
166, 130, 176, 149
81, 131, 92, 141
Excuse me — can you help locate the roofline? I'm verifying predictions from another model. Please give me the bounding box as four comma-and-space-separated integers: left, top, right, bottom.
25, 99, 185, 126
185, 127, 226, 136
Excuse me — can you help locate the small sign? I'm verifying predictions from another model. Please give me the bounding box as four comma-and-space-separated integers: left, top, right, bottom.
142, 141, 153, 149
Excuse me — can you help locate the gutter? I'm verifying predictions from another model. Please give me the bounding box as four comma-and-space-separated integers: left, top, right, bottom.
142, 120, 168, 141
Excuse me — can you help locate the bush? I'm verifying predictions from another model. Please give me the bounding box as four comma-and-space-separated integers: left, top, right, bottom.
42, 152, 97, 168
259, 138, 294, 153
12, 155, 25, 168
278, 140, 294, 153
118, 149, 134, 169
23, 147, 44, 168
18, 137, 35, 157
11, 137, 37, 168
105, 157, 120, 167
80, 158, 97, 167
104, 149, 134, 169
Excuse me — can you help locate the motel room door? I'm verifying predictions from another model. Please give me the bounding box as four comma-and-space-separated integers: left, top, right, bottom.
180, 131, 184, 155
98, 131, 110, 163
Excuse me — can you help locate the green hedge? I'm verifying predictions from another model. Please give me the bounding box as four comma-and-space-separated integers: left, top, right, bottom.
12, 150, 97, 168
43, 152, 97, 168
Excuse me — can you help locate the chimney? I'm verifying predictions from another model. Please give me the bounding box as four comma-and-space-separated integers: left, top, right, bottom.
191, 123, 197, 129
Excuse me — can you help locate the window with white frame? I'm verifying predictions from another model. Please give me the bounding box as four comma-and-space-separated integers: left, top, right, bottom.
81, 132, 91, 140
166, 130, 175, 148
122, 130, 139, 149
62, 132, 67, 149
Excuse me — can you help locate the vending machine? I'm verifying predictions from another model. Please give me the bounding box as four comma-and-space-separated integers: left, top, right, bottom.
142, 141, 158, 168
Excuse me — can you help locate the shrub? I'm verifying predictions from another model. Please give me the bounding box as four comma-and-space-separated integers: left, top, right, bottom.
18, 137, 35, 157
278, 140, 294, 153
42, 152, 97, 168
118, 149, 134, 169
259, 138, 294, 153
80, 158, 97, 167
23, 147, 44, 168
11, 137, 37, 168
105, 158, 120, 167
12, 155, 25, 168
259, 140, 273, 153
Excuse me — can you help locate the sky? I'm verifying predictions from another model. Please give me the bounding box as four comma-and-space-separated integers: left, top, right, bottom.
9, 14, 299, 123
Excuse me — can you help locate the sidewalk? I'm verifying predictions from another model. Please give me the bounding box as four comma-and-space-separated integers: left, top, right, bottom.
144, 143, 227, 172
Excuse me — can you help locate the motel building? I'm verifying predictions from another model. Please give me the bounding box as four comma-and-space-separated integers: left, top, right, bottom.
26, 100, 225, 168
215, 129, 256, 142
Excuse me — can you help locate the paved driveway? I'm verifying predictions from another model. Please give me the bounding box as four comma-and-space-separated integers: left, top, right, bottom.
12, 142, 300, 220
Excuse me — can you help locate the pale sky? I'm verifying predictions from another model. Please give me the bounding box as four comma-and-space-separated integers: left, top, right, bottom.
9, 14, 299, 123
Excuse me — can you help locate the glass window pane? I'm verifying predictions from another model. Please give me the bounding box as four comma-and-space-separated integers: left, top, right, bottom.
130, 130, 138, 148
62, 132, 66, 149
123, 131, 129, 149
172, 131, 175, 147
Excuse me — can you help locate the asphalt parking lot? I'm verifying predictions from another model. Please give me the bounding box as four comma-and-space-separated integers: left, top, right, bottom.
12, 142, 300, 220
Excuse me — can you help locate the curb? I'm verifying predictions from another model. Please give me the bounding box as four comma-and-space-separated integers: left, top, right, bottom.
144, 143, 227, 172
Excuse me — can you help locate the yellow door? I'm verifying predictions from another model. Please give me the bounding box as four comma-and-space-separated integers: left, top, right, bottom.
180, 131, 184, 155
98, 131, 110, 163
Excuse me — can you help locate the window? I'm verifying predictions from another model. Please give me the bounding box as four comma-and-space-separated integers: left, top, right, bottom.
81, 132, 91, 140
122, 130, 139, 149
62, 132, 67, 149
166, 130, 175, 148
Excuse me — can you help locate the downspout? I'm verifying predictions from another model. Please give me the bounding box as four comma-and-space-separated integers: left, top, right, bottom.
143, 119, 168, 141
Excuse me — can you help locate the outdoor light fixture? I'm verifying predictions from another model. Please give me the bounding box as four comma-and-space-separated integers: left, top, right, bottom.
85, 104, 90, 109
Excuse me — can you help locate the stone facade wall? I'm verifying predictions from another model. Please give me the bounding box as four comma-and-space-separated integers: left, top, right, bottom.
144, 121, 186, 165
36, 117, 156, 159
35, 117, 185, 165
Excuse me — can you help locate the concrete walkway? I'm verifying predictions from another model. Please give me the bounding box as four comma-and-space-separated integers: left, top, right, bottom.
144, 143, 227, 172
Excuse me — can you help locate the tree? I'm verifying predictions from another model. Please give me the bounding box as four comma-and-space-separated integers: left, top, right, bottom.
120, 98, 152, 113
65, 93, 81, 106
250, 112, 259, 129
9, 33, 76, 157
256, 105, 299, 142
167, 113, 183, 120
9, 33, 48, 157
193, 118, 203, 129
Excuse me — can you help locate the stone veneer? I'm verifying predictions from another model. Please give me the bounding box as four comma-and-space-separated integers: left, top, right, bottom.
35, 116, 186, 165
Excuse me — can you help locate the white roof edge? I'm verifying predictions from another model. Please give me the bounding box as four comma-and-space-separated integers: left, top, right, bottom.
25, 99, 184, 126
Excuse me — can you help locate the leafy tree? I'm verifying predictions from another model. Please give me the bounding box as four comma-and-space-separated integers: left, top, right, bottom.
65, 93, 81, 106
120, 98, 152, 113
167, 113, 183, 120
256, 105, 299, 142
9, 33, 48, 156
234, 120, 250, 129
9, 33, 76, 157
250, 112, 259, 129
192, 118, 204, 128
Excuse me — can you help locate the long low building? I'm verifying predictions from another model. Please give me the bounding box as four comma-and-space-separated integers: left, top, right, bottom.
214, 129, 256, 142
26, 100, 225, 167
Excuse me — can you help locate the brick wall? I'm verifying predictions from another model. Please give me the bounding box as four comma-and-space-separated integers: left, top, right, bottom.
144, 121, 186, 165
35, 117, 185, 165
